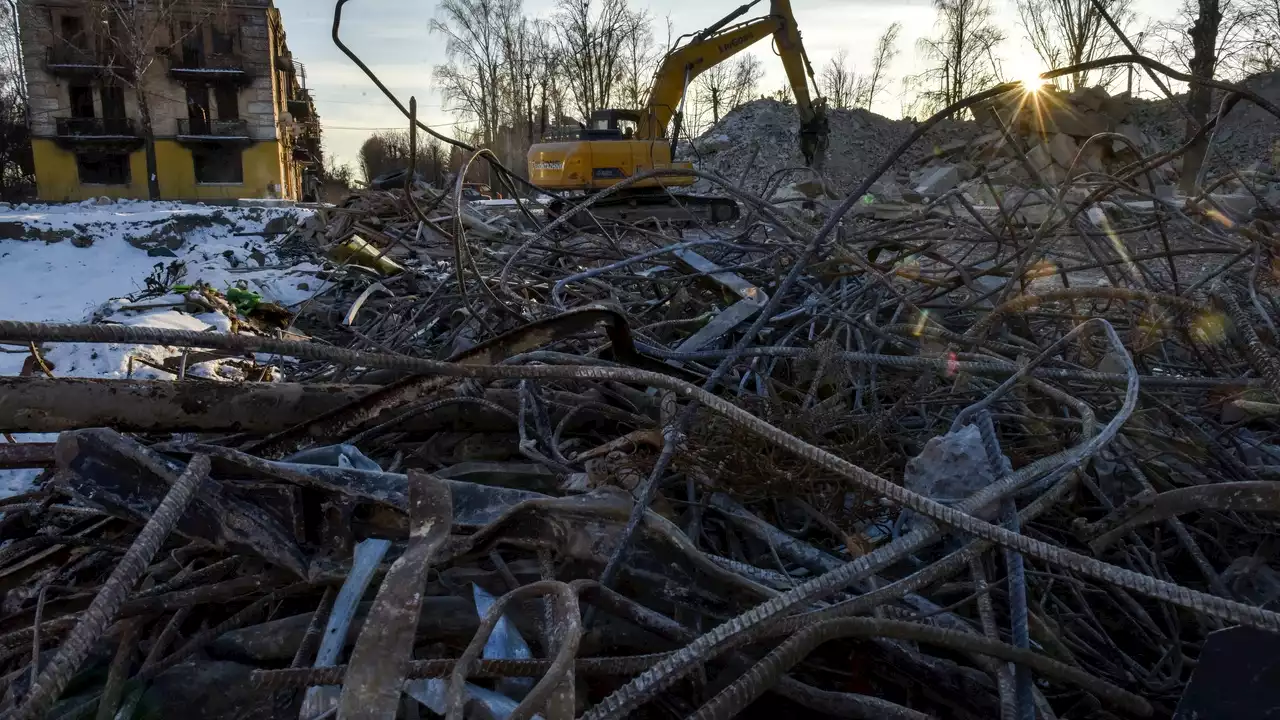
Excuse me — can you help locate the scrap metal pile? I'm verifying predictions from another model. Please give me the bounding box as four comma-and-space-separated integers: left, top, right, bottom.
4, 72, 1280, 720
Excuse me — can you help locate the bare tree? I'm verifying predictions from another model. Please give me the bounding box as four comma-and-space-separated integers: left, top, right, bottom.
358, 130, 447, 187
908, 0, 1005, 115
616, 7, 658, 110
322, 157, 355, 190
1180, 0, 1224, 193
1242, 0, 1279, 71
432, 0, 515, 148
727, 54, 763, 109
359, 131, 407, 186
692, 53, 762, 130
1, 0, 22, 96
529, 26, 567, 139
1016, 0, 1138, 91
1154, 0, 1257, 81
553, 0, 639, 120
0, 74, 32, 202
1, 3, 34, 200
861, 22, 901, 110
497, 7, 537, 168
819, 48, 858, 109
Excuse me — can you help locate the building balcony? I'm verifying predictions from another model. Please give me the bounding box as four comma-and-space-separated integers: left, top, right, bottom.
287, 97, 313, 121
55, 117, 138, 138
176, 118, 252, 144
45, 47, 132, 78
53, 117, 143, 151
167, 52, 250, 82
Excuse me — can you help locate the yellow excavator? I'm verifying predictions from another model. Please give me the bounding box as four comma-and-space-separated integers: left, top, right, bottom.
528, 0, 828, 223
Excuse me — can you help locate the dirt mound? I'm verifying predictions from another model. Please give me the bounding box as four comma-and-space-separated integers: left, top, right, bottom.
681, 99, 980, 197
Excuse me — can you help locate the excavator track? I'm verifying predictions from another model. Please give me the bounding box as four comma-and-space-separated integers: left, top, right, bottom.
546, 191, 740, 227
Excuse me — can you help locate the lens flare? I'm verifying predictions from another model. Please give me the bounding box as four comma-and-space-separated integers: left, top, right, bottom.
1190, 311, 1229, 345
912, 310, 929, 337
1018, 71, 1049, 93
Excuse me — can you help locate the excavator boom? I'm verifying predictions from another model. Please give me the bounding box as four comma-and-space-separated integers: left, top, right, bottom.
527, 0, 827, 222
642, 0, 827, 168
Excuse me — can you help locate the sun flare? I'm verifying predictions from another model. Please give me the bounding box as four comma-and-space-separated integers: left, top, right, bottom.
1018, 70, 1050, 93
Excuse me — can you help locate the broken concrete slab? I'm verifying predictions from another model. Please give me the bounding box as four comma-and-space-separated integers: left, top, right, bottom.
1027, 142, 1054, 173
1069, 86, 1109, 112
1114, 124, 1148, 154
915, 165, 962, 197
1208, 193, 1259, 218
1079, 142, 1107, 174
1048, 133, 1080, 170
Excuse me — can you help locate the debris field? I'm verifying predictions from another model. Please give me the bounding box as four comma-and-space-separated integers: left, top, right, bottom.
2, 72, 1280, 720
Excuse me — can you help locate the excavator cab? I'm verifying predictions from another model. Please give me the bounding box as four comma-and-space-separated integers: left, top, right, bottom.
584, 110, 641, 141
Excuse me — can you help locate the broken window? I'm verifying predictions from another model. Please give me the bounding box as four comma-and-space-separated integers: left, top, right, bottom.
100, 84, 126, 119
179, 20, 202, 65
193, 149, 243, 184
185, 83, 211, 134
211, 26, 235, 55
69, 85, 95, 119
214, 85, 239, 120
59, 15, 87, 51
77, 153, 131, 185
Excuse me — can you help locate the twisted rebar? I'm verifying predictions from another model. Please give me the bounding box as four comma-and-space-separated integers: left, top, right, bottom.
15, 455, 210, 720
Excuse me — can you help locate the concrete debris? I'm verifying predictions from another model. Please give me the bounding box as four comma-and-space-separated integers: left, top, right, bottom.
684, 98, 977, 196
1132, 70, 1280, 179
915, 165, 962, 197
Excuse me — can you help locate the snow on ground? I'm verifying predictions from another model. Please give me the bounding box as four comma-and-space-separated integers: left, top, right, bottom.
0, 199, 328, 496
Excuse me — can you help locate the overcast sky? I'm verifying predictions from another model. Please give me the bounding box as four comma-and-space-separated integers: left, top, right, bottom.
273, 0, 1185, 170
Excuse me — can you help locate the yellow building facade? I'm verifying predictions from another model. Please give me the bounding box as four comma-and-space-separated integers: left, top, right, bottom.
19, 1, 318, 203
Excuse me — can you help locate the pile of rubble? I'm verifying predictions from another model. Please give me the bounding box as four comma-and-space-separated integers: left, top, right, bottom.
837, 80, 1280, 233
683, 98, 977, 197
4, 75, 1280, 720
871, 85, 1160, 207
1132, 69, 1280, 177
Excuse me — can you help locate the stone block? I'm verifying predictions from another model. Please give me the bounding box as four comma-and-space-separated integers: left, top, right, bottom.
932, 137, 969, 158
1079, 141, 1106, 174
1041, 164, 1069, 186
972, 102, 1002, 129
247, 100, 274, 115
1017, 103, 1109, 138
900, 425, 998, 531
1068, 86, 1109, 112
1026, 142, 1053, 173
915, 165, 961, 197
791, 178, 826, 198
1101, 94, 1133, 122
1114, 124, 1147, 153
1047, 133, 1079, 169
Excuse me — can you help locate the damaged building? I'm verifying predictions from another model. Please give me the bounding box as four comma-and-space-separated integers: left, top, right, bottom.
16, 0, 319, 202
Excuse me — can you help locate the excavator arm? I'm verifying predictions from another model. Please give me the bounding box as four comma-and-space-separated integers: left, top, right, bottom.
640, 0, 827, 168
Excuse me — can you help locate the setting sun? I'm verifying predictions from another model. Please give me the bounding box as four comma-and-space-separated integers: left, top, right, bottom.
1018, 70, 1050, 93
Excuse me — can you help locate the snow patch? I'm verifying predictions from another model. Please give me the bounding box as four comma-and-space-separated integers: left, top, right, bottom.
0, 201, 328, 497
